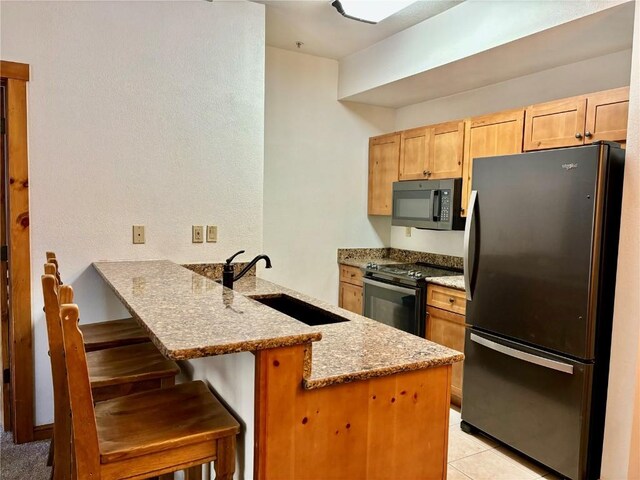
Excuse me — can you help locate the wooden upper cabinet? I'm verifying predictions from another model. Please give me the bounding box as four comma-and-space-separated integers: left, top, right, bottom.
523, 95, 586, 151
524, 87, 629, 151
585, 86, 630, 143
368, 133, 400, 216
429, 121, 465, 180
399, 126, 432, 180
399, 122, 465, 181
461, 109, 524, 216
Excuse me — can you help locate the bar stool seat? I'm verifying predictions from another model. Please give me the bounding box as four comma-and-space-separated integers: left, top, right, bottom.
45, 252, 150, 352
87, 342, 180, 402
96, 381, 239, 465
81, 318, 149, 352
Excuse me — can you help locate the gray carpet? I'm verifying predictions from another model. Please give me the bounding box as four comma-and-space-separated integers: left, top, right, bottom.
0, 431, 51, 479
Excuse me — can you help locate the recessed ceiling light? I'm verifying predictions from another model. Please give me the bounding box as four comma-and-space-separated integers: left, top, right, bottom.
331, 0, 417, 24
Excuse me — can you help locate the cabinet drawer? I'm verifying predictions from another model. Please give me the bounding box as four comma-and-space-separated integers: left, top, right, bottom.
427, 284, 466, 315
339, 264, 363, 286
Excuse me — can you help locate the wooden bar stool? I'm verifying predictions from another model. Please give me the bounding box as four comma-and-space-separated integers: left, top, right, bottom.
45, 252, 149, 351
56, 284, 239, 479
42, 268, 181, 479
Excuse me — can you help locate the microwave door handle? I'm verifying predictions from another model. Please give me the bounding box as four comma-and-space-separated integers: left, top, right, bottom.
432, 190, 441, 222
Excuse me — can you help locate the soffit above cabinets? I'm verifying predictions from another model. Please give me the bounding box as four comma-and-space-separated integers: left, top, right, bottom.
339, 1, 635, 108
252, 0, 463, 60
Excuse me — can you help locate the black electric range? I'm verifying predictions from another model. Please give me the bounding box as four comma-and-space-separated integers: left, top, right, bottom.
362, 262, 462, 337
364, 262, 461, 287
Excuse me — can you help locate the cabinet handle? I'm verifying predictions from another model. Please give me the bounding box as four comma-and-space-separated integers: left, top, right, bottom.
575, 133, 583, 139
585, 131, 592, 138
449, 297, 455, 303
350, 273, 356, 277
423, 170, 432, 176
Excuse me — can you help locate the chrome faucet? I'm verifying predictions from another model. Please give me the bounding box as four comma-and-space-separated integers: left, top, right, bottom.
222, 250, 272, 289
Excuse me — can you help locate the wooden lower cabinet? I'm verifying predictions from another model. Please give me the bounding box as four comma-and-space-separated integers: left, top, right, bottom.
426, 306, 465, 406
426, 284, 467, 406
338, 264, 363, 315
339, 282, 362, 315
255, 345, 451, 479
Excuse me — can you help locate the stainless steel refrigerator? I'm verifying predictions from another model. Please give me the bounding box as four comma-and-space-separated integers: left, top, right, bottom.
460, 142, 625, 480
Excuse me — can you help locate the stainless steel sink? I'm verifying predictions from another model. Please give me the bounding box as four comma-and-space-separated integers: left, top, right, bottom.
251, 294, 348, 326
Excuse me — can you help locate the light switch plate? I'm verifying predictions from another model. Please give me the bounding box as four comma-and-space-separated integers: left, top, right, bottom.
133, 225, 145, 244
192, 225, 204, 243
206, 225, 217, 243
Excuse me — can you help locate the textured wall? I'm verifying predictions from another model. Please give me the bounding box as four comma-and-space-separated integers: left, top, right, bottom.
0, 0, 265, 425
391, 49, 632, 257
601, 0, 640, 476
262, 47, 395, 303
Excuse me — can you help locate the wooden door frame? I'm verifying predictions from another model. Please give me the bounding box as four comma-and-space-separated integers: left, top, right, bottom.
1, 60, 33, 444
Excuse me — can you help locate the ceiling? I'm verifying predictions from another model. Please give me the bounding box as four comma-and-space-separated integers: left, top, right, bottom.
253, 0, 463, 60
341, 1, 635, 107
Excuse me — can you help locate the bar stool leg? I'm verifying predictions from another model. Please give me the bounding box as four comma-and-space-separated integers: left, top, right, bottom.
213, 436, 236, 480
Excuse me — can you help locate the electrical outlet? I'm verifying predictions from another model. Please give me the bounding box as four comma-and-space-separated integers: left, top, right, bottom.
192, 225, 204, 243
132, 225, 145, 244
405, 227, 412, 238
206, 225, 217, 243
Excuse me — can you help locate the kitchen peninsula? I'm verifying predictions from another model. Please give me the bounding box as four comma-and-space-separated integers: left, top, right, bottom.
93, 260, 463, 479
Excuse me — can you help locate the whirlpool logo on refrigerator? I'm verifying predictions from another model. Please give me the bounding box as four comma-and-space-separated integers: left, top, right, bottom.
562, 163, 578, 171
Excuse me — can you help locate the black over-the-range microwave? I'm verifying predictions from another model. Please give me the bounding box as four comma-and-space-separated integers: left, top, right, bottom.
391, 178, 465, 231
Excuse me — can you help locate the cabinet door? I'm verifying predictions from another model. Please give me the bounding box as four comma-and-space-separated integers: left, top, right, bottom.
399, 126, 432, 180
428, 121, 465, 180
426, 306, 466, 405
339, 282, 362, 315
368, 133, 400, 215
585, 86, 629, 143
523, 95, 586, 151
461, 109, 524, 216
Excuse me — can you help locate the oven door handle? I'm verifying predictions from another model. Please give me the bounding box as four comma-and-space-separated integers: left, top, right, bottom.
362, 278, 417, 296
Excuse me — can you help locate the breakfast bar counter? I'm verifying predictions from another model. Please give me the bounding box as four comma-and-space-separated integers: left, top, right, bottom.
93, 260, 462, 480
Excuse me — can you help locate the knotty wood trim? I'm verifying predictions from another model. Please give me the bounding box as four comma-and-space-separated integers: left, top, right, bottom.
0, 61, 29, 81
33, 423, 53, 441
4, 74, 33, 444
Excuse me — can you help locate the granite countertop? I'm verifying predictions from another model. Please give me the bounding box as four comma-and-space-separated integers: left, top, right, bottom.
231, 276, 464, 389
93, 260, 463, 389
93, 260, 322, 360
426, 275, 465, 291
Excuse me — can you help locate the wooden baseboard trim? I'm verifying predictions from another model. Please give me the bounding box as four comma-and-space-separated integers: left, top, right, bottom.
33, 423, 53, 441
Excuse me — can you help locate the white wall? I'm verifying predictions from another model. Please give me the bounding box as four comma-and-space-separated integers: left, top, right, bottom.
391, 49, 633, 257
601, 0, 640, 477
0, 0, 266, 425
262, 47, 395, 303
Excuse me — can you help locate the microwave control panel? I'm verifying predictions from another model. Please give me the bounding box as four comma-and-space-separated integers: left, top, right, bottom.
440, 190, 451, 222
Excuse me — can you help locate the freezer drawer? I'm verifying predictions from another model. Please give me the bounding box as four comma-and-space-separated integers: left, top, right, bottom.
461, 329, 593, 480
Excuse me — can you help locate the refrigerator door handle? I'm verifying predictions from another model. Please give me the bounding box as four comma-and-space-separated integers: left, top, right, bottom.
464, 190, 478, 300
470, 333, 574, 374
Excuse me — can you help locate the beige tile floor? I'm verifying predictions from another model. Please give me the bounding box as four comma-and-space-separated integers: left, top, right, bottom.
447, 407, 563, 480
